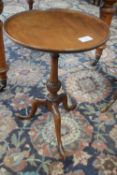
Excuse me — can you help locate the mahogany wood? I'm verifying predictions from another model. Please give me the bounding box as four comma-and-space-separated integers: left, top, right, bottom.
93, 0, 102, 6
18, 53, 76, 159
4, 9, 109, 53
92, 0, 117, 66
0, 0, 34, 92
0, 0, 7, 91
4, 9, 109, 159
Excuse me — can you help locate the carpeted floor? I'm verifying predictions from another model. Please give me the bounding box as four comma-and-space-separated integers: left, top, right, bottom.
0, 0, 117, 174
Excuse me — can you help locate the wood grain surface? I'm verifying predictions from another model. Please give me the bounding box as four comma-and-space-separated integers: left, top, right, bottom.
4, 9, 109, 53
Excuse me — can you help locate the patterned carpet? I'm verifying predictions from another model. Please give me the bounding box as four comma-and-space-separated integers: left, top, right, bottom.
0, 0, 117, 174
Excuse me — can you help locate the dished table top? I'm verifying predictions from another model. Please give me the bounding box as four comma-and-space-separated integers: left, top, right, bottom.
4, 9, 109, 53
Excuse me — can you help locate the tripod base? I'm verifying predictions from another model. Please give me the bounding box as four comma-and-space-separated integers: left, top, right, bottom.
18, 93, 76, 159
18, 53, 76, 159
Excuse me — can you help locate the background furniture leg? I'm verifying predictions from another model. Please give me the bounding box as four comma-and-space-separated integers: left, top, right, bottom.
92, 0, 116, 66
0, 0, 7, 91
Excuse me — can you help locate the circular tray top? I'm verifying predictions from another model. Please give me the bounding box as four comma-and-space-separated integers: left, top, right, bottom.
4, 9, 109, 53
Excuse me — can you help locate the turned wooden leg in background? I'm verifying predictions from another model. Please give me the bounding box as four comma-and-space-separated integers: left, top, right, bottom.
101, 90, 117, 113
46, 53, 72, 159
92, 0, 116, 66
0, 0, 7, 91
27, 0, 34, 10
18, 99, 47, 120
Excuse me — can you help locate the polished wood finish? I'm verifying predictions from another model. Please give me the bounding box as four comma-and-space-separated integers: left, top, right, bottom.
0, 0, 7, 91
4, 9, 109, 159
93, 0, 102, 6
0, 0, 34, 92
27, 0, 34, 10
92, 0, 117, 66
4, 9, 109, 53
18, 53, 76, 159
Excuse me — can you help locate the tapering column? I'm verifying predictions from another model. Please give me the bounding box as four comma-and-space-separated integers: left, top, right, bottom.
27, 0, 34, 10
46, 53, 61, 100
92, 0, 117, 66
0, 0, 7, 91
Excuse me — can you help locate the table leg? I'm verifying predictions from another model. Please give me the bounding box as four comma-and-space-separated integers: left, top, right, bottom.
46, 53, 76, 159
27, 0, 34, 10
18, 99, 47, 120
18, 53, 76, 159
51, 103, 66, 159
0, 0, 7, 92
59, 93, 76, 111
92, 0, 116, 66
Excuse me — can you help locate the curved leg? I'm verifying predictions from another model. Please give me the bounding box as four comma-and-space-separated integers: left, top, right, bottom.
0, 2, 7, 91
59, 93, 76, 111
101, 91, 117, 113
51, 103, 65, 159
18, 99, 47, 120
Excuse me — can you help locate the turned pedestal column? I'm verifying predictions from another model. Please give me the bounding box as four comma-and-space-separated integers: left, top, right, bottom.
92, 0, 117, 66
0, 0, 7, 91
